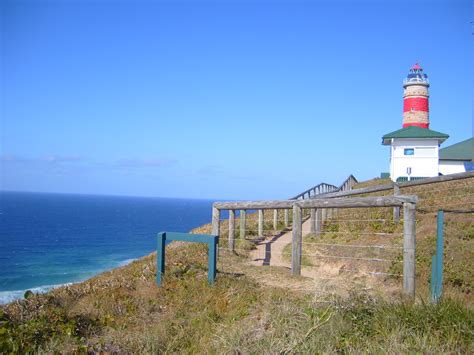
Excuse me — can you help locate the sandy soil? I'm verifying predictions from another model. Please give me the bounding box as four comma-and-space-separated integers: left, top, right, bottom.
246, 220, 398, 298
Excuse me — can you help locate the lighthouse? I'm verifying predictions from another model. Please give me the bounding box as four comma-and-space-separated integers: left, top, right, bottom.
381, 64, 449, 182
403, 63, 430, 128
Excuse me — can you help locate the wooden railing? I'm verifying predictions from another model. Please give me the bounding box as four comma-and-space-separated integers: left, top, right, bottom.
292, 174, 358, 200
308, 171, 473, 222
313, 171, 474, 200
212, 195, 418, 298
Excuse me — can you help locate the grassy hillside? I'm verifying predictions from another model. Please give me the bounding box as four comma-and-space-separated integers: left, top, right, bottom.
1, 176, 473, 352
1, 243, 472, 353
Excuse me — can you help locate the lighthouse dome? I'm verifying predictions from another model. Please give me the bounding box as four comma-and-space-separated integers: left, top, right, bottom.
404, 63, 429, 87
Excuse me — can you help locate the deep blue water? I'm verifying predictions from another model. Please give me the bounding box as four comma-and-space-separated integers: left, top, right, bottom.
0, 191, 216, 303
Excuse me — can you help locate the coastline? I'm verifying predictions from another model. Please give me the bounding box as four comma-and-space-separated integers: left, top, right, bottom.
0, 258, 138, 305
0, 192, 215, 305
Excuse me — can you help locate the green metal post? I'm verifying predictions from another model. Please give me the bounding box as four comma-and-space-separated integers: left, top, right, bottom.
208, 239, 217, 284
431, 210, 445, 303
157, 232, 166, 286
435, 210, 444, 300
156, 232, 218, 286
431, 254, 437, 302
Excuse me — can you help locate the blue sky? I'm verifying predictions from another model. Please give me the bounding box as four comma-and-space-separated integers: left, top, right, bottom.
1, 0, 472, 200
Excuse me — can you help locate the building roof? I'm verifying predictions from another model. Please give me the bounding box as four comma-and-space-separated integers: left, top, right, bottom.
382, 126, 449, 145
439, 137, 474, 161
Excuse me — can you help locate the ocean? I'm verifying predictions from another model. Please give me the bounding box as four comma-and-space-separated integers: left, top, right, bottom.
0, 191, 216, 304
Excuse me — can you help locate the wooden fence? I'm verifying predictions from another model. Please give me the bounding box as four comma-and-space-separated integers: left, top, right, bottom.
212, 195, 418, 298
311, 171, 473, 221
211, 171, 474, 299
310, 171, 474, 200
292, 174, 358, 200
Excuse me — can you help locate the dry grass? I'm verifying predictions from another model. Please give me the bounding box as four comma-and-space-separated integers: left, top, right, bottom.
353, 177, 392, 189
1, 243, 265, 353
2, 242, 473, 353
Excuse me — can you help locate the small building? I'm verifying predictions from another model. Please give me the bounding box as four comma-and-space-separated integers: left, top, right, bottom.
382, 126, 449, 182
439, 137, 474, 175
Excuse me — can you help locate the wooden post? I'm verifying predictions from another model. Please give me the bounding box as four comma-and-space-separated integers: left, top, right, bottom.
212, 207, 220, 259
240, 210, 246, 239
322, 208, 327, 223
315, 208, 322, 236
258, 209, 264, 237
273, 209, 278, 230
310, 208, 316, 233
291, 205, 302, 276
393, 183, 400, 223
228, 210, 235, 252
403, 202, 416, 299
284, 209, 289, 227
212, 207, 220, 236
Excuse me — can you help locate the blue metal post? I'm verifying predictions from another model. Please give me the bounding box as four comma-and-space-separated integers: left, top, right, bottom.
208, 239, 217, 284
156, 232, 218, 286
435, 210, 444, 300
431, 254, 437, 301
157, 232, 166, 286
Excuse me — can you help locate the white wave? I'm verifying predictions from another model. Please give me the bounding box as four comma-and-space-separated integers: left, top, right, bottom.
0, 283, 72, 305
118, 258, 136, 267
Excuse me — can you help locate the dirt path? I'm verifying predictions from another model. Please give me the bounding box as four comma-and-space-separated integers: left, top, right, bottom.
246, 220, 393, 298
249, 220, 312, 268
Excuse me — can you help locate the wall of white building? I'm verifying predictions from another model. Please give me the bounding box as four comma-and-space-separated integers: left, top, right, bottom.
390, 139, 439, 181
439, 160, 466, 175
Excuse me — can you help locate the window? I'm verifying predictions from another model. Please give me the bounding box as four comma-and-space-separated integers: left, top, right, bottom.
404, 148, 414, 156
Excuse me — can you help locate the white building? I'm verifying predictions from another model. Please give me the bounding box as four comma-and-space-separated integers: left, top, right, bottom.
382, 126, 449, 182
439, 138, 474, 175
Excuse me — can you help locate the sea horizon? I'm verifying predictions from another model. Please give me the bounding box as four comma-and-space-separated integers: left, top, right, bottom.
0, 188, 228, 202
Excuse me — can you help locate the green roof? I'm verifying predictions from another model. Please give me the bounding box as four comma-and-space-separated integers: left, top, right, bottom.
382, 126, 449, 145
439, 137, 474, 161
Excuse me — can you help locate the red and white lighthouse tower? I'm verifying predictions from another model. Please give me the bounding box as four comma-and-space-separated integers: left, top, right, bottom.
403, 63, 430, 128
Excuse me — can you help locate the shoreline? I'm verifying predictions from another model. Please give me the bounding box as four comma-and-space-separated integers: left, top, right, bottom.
0, 258, 138, 305
0, 239, 192, 305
